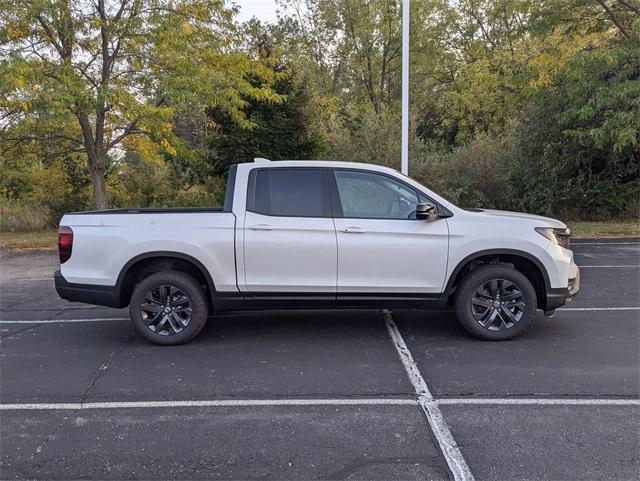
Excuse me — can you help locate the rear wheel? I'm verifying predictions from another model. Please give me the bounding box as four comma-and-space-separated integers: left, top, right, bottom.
454, 265, 536, 341
130, 271, 208, 345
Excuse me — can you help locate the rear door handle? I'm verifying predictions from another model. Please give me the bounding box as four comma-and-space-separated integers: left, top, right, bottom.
249, 224, 275, 231
342, 226, 366, 234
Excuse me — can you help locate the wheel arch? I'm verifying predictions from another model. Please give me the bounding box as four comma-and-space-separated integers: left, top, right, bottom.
116, 251, 216, 307
445, 249, 551, 310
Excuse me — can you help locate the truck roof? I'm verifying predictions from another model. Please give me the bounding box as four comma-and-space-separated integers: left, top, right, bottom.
250, 158, 401, 173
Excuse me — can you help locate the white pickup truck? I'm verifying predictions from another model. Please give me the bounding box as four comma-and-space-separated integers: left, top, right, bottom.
55, 159, 579, 345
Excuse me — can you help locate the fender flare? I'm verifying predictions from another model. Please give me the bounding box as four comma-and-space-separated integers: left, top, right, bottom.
444, 248, 551, 293
116, 251, 217, 305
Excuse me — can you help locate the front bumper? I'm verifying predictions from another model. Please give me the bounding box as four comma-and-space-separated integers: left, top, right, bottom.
545, 267, 580, 311
54, 270, 122, 308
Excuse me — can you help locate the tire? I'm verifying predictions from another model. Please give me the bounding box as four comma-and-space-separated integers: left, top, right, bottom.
454, 265, 537, 341
129, 271, 209, 345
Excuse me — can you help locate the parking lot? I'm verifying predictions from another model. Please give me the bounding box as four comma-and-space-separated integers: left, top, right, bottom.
1, 240, 638, 480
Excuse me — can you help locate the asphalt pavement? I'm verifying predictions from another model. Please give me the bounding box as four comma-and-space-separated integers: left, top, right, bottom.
1, 239, 638, 480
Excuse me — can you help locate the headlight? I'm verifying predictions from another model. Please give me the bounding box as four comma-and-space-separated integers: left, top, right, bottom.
535, 227, 571, 249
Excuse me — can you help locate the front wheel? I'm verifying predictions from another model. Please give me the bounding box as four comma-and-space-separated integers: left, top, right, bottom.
454, 265, 537, 341
130, 271, 209, 345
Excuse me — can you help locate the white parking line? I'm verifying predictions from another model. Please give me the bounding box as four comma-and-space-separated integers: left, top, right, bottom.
384, 310, 474, 481
2, 397, 636, 411
558, 307, 640, 311
0, 318, 128, 324
0, 398, 416, 410
578, 265, 639, 268
572, 242, 640, 246
437, 398, 639, 406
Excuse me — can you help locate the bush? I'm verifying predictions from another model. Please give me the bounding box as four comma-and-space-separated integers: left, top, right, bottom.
108, 157, 227, 209
0, 153, 91, 228
0, 199, 50, 231
323, 106, 401, 168
410, 135, 514, 209
168, 177, 227, 207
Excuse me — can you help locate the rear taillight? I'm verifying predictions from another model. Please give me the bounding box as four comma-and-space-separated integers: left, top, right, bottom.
58, 226, 73, 263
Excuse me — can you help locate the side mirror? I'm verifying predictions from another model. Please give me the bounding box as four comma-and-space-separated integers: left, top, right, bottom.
416, 202, 437, 220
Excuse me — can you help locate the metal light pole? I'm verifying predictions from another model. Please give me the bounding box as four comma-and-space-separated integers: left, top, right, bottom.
401, 0, 410, 175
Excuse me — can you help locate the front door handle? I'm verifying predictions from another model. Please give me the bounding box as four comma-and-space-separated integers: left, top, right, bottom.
249, 224, 275, 231
342, 226, 366, 234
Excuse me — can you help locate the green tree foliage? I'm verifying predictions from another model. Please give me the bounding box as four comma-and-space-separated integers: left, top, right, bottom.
511, 34, 640, 218
0, 0, 279, 209
202, 26, 323, 174
1, 0, 638, 225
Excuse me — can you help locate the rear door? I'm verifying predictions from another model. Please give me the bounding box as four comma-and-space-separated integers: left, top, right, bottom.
242, 168, 337, 304
331, 169, 449, 296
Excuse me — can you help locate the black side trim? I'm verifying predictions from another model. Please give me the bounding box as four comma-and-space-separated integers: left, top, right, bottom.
54, 270, 121, 308
222, 292, 448, 311
247, 292, 335, 309
444, 249, 552, 293
213, 291, 250, 311
337, 292, 447, 309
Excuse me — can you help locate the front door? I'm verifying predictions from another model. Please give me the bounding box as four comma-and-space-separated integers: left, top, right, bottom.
331, 169, 449, 295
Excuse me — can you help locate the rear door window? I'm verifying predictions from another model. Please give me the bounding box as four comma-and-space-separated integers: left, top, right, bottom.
248, 168, 330, 217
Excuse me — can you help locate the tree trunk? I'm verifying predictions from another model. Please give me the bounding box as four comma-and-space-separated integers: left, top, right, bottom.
77, 112, 109, 210
90, 161, 108, 210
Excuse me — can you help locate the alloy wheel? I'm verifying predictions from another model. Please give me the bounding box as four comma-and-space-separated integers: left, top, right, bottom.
470, 278, 526, 331
140, 284, 192, 335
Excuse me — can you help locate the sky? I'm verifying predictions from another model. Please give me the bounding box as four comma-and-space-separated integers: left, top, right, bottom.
235, 0, 280, 24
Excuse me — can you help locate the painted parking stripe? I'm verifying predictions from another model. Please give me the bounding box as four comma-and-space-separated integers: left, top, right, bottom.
558, 307, 640, 312
0, 398, 416, 410
1, 397, 636, 411
578, 265, 639, 268
572, 243, 640, 246
384, 310, 474, 481
0, 318, 129, 324
437, 398, 639, 406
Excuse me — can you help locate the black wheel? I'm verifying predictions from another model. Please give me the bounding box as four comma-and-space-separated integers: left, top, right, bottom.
130, 271, 208, 345
454, 265, 537, 341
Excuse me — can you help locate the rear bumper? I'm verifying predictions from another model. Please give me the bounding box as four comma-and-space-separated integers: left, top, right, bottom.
545, 267, 580, 311
54, 270, 122, 308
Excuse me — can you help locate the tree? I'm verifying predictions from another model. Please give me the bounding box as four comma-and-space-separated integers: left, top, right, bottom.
203, 26, 322, 174
510, 31, 640, 218
275, 0, 406, 112
0, 0, 280, 208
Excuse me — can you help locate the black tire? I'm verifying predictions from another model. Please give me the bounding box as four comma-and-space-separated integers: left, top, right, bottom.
454, 265, 537, 341
129, 271, 209, 345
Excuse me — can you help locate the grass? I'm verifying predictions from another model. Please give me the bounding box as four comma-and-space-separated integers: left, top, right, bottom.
567, 220, 639, 239
0, 230, 58, 250
0, 220, 637, 251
